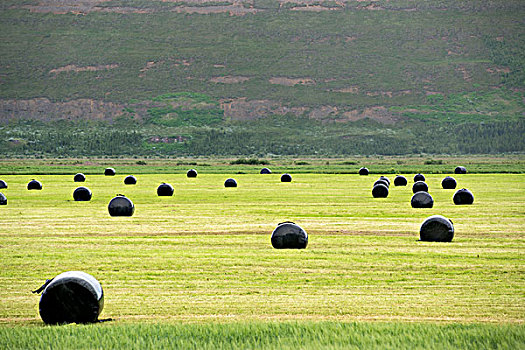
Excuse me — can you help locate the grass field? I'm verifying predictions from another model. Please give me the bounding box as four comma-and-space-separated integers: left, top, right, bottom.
0, 168, 524, 347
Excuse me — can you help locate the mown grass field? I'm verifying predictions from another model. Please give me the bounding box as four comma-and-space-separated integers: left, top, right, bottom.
0, 169, 524, 348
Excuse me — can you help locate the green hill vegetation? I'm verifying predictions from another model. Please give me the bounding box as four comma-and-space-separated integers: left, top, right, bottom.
0, 0, 523, 156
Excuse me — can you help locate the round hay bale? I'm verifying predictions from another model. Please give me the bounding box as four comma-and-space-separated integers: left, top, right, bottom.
157, 183, 174, 196
260, 167, 272, 174
454, 166, 467, 174
414, 173, 425, 182
379, 176, 390, 186
271, 222, 308, 249
36, 271, 104, 325
27, 179, 42, 190
411, 191, 434, 208
224, 178, 237, 188
441, 176, 457, 189
453, 188, 474, 205
281, 173, 292, 182
374, 179, 389, 188
124, 175, 137, 185
394, 175, 407, 186
104, 168, 116, 176
73, 187, 92, 202
372, 184, 389, 198
412, 181, 428, 193
0, 180, 7, 189
0, 192, 6, 205
187, 169, 198, 178
74, 173, 86, 182
420, 215, 454, 242
108, 195, 134, 216
358, 167, 369, 176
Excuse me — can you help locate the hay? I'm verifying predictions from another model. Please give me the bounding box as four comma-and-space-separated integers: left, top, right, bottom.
157, 183, 174, 196
74, 173, 86, 182
359, 167, 369, 176
104, 168, 116, 176
419, 215, 454, 242
0, 180, 8, 189
271, 222, 308, 249
27, 179, 42, 190
374, 179, 389, 188
379, 176, 390, 186
124, 175, 137, 185
187, 169, 198, 178
281, 174, 292, 182
453, 188, 474, 205
394, 175, 407, 186
224, 178, 237, 188
36, 271, 104, 325
412, 181, 428, 193
260, 167, 272, 174
455, 166, 467, 174
108, 195, 135, 216
73, 187, 92, 201
441, 176, 457, 189
413, 173, 425, 182
0, 192, 6, 205
372, 183, 389, 198
411, 191, 434, 208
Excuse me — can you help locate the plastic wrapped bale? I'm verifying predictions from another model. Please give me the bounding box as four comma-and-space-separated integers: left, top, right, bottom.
374, 179, 389, 188
455, 166, 467, 174
420, 215, 454, 242
394, 175, 407, 186
124, 175, 137, 185
379, 176, 390, 186
441, 176, 457, 189
372, 184, 389, 198
187, 169, 198, 178
0, 180, 7, 189
27, 179, 42, 190
74, 173, 86, 182
453, 188, 474, 205
260, 168, 272, 174
358, 167, 369, 176
414, 173, 425, 182
412, 181, 428, 193
0, 192, 6, 205
281, 174, 292, 182
271, 222, 308, 249
73, 187, 92, 201
108, 195, 135, 216
157, 183, 174, 196
33, 271, 104, 325
224, 178, 237, 188
104, 168, 116, 176
411, 191, 434, 208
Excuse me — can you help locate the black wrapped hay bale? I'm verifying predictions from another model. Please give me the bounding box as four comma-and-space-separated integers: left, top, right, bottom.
0, 180, 7, 189
108, 195, 135, 216
412, 181, 428, 193
124, 175, 137, 185
0, 192, 6, 205
157, 183, 174, 196
260, 167, 272, 174
271, 222, 308, 249
104, 168, 116, 176
74, 173, 86, 182
372, 184, 389, 198
453, 188, 474, 205
187, 169, 198, 178
441, 176, 457, 189
73, 187, 92, 201
379, 176, 390, 186
414, 173, 425, 182
374, 179, 389, 188
394, 175, 407, 186
455, 166, 467, 174
224, 178, 237, 188
358, 167, 369, 176
27, 179, 42, 190
281, 173, 292, 182
411, 191, 434, 208
420, 215, 454, 242
34, 271, 104, 325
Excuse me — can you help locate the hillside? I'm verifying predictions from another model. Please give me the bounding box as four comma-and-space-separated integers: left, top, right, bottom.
0, 0, 523, 156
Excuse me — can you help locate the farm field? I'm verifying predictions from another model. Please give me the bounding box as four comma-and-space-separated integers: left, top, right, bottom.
0, 170, 524, 348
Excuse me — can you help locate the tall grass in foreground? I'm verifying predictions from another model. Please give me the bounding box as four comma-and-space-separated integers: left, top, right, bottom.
1, 322, 524, 349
